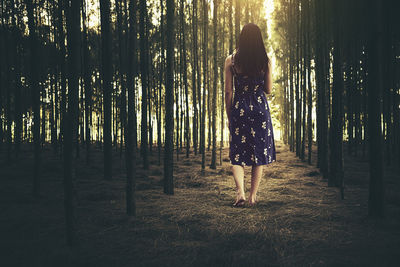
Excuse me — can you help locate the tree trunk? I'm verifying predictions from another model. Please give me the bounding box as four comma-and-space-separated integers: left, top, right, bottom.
164, 0, 175, 194
367, 0, 384, 218
82, 0, 92, 164
180, 0, 190, 158
158, 0, 164, 164
234, 0, 240, 45
139, 0, 149, 169
64, 0, 80, 246
210, 0, 218, 169
191, 0, 198, 155
306, 0, 312, 165
27, 0, 41, 197
12, 3, 22, 159
329, 0, 344, 199
201, 0, 208, 171
126, 0, 138, 216
314, 0, 328, 177
220, 1, 226, 166
100, 0, 113, 179
229, 0, 233, 54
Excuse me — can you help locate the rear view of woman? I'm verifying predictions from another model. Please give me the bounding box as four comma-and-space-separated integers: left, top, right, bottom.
224, 23, 276, 208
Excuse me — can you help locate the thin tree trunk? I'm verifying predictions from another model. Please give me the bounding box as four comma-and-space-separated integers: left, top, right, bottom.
64, 0, 80, 246
220, 0, 226, 166
367, 0, 384, 217
139, 0, 149, 169
158, 0, 164, 164
210, 0, 218, 169
306, 0, 312, 165
329, 0, 344, 199
12, 2, 22, 159
82, 0, 92, 164
191, 0, 198, 155
0, 0, 4, 149
126, 0, 137, 215
164, 0, 175, 194
100, 0, 113, 179
234, 0, 240, 44
116, 0, 127, 158
229, 0, 233, 54
181, 0, 190, 158
27, 0, 41, 197
201, 0, 208, 171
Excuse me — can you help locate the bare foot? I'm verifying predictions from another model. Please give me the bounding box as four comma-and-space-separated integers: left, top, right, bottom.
233, 191, 246, 207
248, 195, 257, 206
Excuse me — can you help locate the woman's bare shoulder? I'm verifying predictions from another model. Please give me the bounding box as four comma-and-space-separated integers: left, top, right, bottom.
225, 54, 233, 68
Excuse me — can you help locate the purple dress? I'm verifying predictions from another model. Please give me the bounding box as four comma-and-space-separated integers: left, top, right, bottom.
229, 54, 276, 166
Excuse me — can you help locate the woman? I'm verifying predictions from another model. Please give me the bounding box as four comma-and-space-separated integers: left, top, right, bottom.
224, 23, 276, 208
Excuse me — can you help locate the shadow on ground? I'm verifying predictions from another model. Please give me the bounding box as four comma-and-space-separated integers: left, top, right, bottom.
0, 141, 399, 266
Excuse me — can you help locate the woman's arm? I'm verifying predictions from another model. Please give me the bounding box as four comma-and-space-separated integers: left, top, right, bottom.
224, 55, 233, 125
264, 61, 272, 94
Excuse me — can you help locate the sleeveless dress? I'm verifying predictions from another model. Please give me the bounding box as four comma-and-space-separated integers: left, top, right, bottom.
229, 53, 276, 166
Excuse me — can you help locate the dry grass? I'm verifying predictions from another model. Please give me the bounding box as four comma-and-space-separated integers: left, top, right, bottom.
0, 141, 399, 266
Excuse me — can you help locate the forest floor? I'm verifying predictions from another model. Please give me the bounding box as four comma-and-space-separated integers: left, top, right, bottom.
1, 141, 399, 267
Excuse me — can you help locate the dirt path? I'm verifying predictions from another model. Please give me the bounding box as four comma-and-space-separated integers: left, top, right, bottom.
1, 141, 399, 266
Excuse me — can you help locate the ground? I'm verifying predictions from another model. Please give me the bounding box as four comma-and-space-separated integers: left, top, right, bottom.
0, 141, 399, 266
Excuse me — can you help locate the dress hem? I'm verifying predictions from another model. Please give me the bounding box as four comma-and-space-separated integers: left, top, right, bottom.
230, 159, 276, 167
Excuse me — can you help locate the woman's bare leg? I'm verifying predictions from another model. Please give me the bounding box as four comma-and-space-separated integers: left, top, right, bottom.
232, 165, 245, 203
249, 165, 263, 204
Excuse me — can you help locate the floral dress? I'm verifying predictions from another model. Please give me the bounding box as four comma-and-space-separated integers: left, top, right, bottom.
229, 53, 276, 166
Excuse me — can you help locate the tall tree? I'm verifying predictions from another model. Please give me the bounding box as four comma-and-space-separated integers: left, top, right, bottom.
26, 0, 41, 196
12, 0, 22, 159
180, 0, 190, 158
139, 0, 149, 169
82, 0, 92, 164
329, 0, 344, 199
158, 0, 164, 164
306, 0, 312, 165
126, 0, 137, 215
191, 0, 198, 155
64, 0, 80, 246
0, 0, 4, 149
229, 0, 233, 54
201, 0, 208, 170
210, 0, 218, 169
57, 0, 67, 154
116, 0, 126, 157
220, 1, 226, 165
100, 0, 113, 179
314, 0, 328, 178
234, 0, 240, 44
367, 0, 384, 217
164, 0, 175, 194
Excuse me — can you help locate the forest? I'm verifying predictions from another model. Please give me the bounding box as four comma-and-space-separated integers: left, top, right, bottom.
1, 0, 399, 266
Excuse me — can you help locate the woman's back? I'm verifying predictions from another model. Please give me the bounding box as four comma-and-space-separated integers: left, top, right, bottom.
229, 52, 276, 166
231, 53, 266, 96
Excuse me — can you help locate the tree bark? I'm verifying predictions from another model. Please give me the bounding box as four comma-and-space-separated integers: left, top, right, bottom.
100, 0, 113, 179
82, 0, 92, 164
26, 0, 41, 197
164, 0, 175, 194
139, 0, 149, 169
64, 0, 80, 246
210, 0, 218, 169
126, 0, 138, 215
367, 0, 384, 217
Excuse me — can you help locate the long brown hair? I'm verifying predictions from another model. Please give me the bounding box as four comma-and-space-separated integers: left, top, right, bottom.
235, 23, 269, 77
